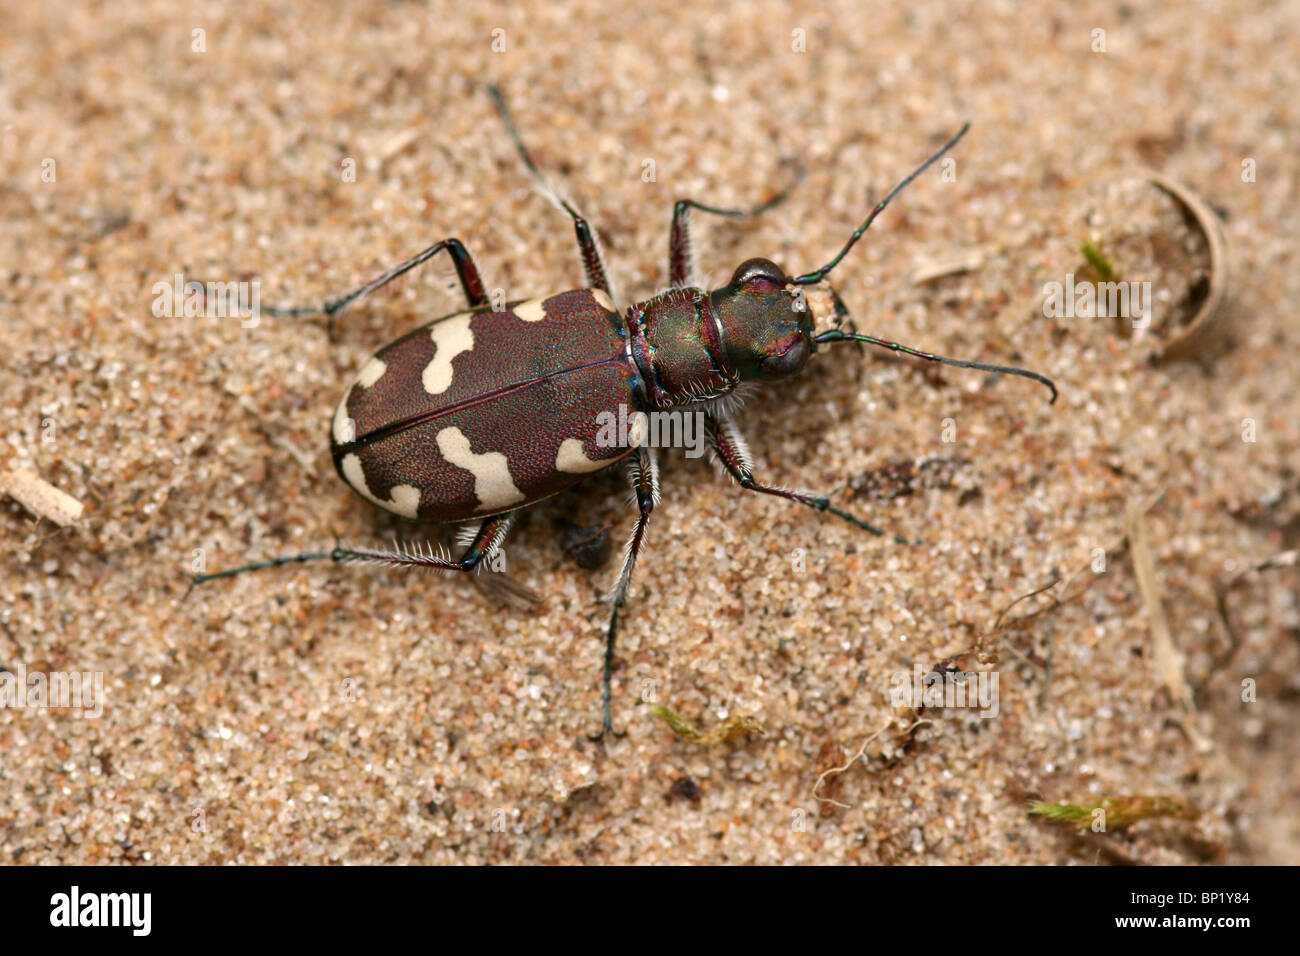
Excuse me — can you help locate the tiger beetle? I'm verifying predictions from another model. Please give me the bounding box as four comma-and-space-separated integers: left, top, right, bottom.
192, 85, 1058, 739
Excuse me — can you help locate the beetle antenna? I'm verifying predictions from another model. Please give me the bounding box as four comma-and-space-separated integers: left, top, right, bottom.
814, 329, 1058, 404
792, 123, 970, 286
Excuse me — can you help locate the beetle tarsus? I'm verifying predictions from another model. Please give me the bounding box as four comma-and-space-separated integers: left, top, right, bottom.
588, 449, 659, 740
587, 606, 622, 742
668, 169, 803, 288
260, 237, 490, 340
488, 82, 617, 302
706, 410, 914, 544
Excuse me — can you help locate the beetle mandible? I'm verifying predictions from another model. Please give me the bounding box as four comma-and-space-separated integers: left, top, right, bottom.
193, 85, 1058, 738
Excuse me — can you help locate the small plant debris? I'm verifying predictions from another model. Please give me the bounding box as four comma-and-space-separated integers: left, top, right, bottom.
1, 467, 85, 527
1030, 795, 1200, 832
651, 706, 765, 744
1080, 240, 1117, 281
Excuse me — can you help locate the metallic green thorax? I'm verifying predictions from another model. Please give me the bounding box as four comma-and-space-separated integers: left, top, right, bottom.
629, 258, 814, 408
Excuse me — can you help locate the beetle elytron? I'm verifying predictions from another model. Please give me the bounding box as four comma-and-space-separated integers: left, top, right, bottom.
194, 85, 1057, 737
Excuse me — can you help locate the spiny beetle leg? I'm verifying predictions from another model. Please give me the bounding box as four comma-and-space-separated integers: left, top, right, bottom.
591, 447, 659, 741
261, 237, 490, 339
487, 84, 616, 304
704, 411, 915, 545
668, 172, 803, 288
186, 514, 514, 594
451, 514, 515, 570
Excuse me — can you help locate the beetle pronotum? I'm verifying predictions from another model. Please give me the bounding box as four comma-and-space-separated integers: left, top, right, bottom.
193, 86, 1056, 738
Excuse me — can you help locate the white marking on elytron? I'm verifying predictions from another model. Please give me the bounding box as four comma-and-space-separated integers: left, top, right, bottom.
555, 438, 607, 474
356, 357, 387, 388
422, 315, 474, 395
514, 298, 547, 322
590, 288, 615, 311
340, 453, 421, 519
435, 426, 526, 512
332, 392, 354, 445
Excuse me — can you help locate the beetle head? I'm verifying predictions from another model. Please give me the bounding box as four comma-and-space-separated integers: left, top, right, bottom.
699, 125, 1056, 403
709, 257, 815, 382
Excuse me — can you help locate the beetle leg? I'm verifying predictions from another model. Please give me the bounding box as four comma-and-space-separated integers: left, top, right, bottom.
594, 446, 659, 739
486, 85, 617, 305
187, 515, 514, 594
261, 237, 490, 337
704, 411, 913, 545
570, 218, 615, 305
668, 173, 804, 288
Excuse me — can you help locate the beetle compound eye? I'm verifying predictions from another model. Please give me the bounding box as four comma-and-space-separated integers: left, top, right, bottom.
731, 257, 787, 291
760, 336, 810, 377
